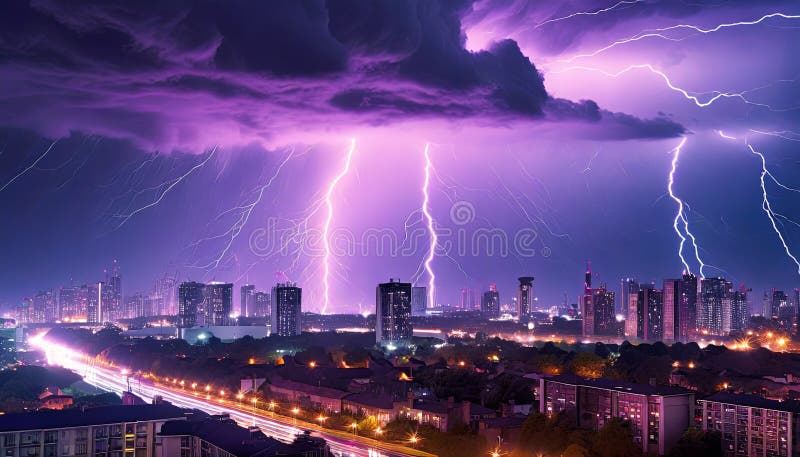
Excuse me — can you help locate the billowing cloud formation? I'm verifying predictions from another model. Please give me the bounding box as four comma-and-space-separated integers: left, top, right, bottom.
0, 0, 683, 150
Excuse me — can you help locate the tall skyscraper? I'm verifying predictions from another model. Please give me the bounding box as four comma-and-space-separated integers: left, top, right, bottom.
271, 282, 302, 337
152, 275, 177, 316
411, 286, 427, 317
592, 285, 616, 336
581, 264, 594, 337
679, 273, 698, 340
125, 293, 146, 319
771, 289, 787, 320
178, 282, 205, 328
699, 277, 733, 336
32, 289, 57, 323
86, 282, 103, 324
730, 286, 749, 332
104, 261, 122, 321
375, 278, 412, 345
481, 284, 500, 319
620, 278, 639, 318
517, 276, 534, 322
626, 283, 662, 341
253, 291, 270, 318
204, 282, 232, 326
58, 285, 88, 322
662, 274, 697, 342
240, 284, 256, 317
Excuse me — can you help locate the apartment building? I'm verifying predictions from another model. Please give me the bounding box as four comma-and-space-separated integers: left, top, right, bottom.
0, 404, 186, 457
701, 392, 800, 457
539, 374, 695, 455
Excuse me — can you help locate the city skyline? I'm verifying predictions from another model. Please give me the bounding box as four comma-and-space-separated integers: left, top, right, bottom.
1, 1, 800, 314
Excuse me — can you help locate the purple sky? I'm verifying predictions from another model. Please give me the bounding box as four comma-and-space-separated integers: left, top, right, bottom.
1, 0, 799, 312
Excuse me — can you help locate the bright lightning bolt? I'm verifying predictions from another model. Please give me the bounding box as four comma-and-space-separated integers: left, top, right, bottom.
533, 0, 642, 30
667, 137, 692, 274
199, 147, 297, 270
550, 64, 794, 111
560, 12, 800, 63
114, 145, 218, 229
746, 142, 800, 275
667, 137, 708, 277
421, 143, 437, 310
320, 138, 356, 315
0, 140, 58, 193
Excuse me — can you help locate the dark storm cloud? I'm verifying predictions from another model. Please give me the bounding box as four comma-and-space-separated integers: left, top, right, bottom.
462, 0, 800, 55
0, 0, 683, 150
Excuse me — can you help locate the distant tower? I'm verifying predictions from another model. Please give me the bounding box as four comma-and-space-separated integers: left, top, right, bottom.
582, 262, 594, 337
178, 281, 205, 328
271, 282, 302, 337
481, 284, 500, 319
517, 276, 535, 322
240, 284, 256, 317
411, 286, 427, 317
376, 278, 412, 345
204, 282, 233, 326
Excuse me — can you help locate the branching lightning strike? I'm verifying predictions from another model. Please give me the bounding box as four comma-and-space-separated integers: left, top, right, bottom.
560, 12, 800, 63
746, 141, 800, 276
0, 141, 58, 193
321, 138, 356, 315
113, 145, 218, 229
421, 143, 437, 310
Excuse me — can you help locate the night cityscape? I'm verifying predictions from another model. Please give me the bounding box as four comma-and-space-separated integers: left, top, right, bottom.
1, 1, 800, 457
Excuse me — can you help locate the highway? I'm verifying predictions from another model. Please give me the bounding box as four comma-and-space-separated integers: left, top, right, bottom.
29, 335, 433, 457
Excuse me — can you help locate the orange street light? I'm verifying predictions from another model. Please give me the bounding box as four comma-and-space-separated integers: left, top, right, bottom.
309, 361, 317, 368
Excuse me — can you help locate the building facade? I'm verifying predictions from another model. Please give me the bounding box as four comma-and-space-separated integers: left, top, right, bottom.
0, 404, 186, 457
411, 286, 427, 317
204, 282, 233, 327
240, 284, 256, 318
540, 375, 694, 456
375, 279, 412, 345
481, 284, 500, 319
701, 392, 800, 457
178, 281, 205, 328
517, 276, 535, 323
270, 283, 302, 337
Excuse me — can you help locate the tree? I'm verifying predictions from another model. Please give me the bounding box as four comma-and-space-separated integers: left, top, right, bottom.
570, 352, 606, 378
563, 444, 589, 457
591, 419, 642, 457
668, 428, 722, 457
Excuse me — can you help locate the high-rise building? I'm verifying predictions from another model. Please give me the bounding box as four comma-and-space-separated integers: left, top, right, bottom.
699, 277, 732, 336
16, 297, 32, 324
375, 278, 412, 345
86, 282, 104, 324
59, 284, 87, 322
620, 278, 639, 318
152, 275, 177, 316
627, 284, 662, 341
240, 284, 256, 317
204, 282, 233, 326
679, 273, 698, 340
581, 264, 594, 337
32, 289, 57, 323
771, 289, 788, 320
517, 276, 534, 322
271, 282, 302, 337
592, 285, 616, 336
124, 293, 146, 319
104, 261, 122, 321
481, 284, 500, 319
411, 286, 427, 317
730, 286, 749, 332
178, 282, 205, 328
663, 275, 697, 342
253, 291, 270, 318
